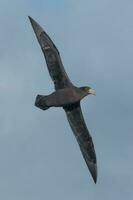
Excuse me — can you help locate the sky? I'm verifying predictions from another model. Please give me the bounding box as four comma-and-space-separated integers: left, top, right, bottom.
0, 0, 133, 199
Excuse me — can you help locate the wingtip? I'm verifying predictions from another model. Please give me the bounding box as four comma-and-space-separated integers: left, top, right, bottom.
28, 16, 33, 22
28, 16, 36, 25
91, 164, 97, 184
28, 16, 44, 40
93, 172, 97, 184
28, 16, 35, 27
87, 161, 98, 184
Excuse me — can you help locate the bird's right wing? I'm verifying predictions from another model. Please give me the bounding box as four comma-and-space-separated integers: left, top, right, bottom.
29, 17, 73, 90
64, 103, 97, 183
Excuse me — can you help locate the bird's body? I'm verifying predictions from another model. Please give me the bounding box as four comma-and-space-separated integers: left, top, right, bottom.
29, 16, 98, 183
36, 86, 88, 108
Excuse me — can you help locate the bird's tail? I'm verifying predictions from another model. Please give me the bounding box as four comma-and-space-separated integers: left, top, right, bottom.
35, 94, 49, 110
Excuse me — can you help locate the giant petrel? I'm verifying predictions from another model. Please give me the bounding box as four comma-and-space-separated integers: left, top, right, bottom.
29, 17, 97, 183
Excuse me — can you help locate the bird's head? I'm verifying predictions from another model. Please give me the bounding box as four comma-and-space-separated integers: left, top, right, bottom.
80, 86, 96, 96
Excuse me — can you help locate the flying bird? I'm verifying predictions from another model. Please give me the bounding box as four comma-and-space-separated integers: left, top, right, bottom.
29, 16, 97, 183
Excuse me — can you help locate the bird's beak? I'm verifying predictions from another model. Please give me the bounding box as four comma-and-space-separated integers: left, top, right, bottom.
88, 88, 96, 96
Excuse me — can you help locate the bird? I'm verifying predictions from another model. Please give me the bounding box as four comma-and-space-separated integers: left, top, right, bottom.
29, 16, 97, 183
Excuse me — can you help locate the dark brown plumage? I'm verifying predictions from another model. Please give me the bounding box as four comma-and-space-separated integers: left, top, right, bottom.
29, 16, 97, 183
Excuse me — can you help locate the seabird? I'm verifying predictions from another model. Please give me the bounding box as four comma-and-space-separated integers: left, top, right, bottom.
29, 16, 97, 183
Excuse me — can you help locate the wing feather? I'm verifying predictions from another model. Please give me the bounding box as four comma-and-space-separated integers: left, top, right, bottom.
64, 103, 97, 183
29, 16, 73, 90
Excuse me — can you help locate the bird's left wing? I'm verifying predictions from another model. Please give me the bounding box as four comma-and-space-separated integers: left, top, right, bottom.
64, 103, 97, 183
29, 16, 73, 90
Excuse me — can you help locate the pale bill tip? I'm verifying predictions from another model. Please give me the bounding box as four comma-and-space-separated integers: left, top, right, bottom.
89, 89, 96, 96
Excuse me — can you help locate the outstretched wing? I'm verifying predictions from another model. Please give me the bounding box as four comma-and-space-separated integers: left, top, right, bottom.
64, 103, 97, 183
29, 16, 73, 90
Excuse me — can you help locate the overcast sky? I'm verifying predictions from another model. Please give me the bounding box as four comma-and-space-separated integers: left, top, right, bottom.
0, 0, 133, 199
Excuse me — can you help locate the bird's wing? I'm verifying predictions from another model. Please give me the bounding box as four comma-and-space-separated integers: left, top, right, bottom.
64, 102, 97, 183
29, 16, 73, 90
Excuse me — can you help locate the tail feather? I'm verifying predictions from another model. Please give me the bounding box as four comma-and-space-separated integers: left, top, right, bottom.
35, 95, 49, 110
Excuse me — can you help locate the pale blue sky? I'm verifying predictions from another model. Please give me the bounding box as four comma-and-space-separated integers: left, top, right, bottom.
0, 0, 133, 199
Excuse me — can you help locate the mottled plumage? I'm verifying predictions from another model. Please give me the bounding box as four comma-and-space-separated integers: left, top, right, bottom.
29, 16, 97, 183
